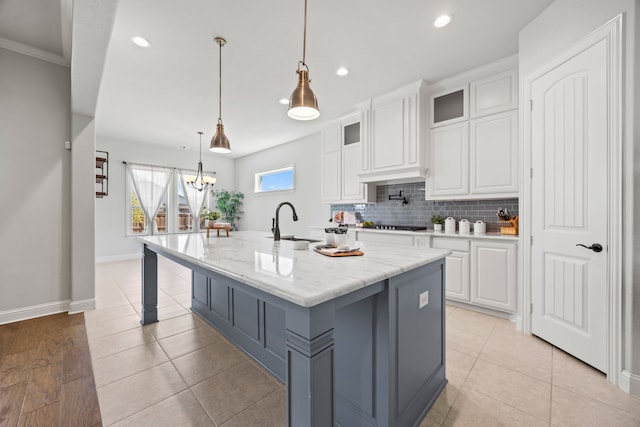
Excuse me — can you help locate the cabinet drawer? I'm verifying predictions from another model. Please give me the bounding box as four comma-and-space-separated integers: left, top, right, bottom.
432, 237, 469, 252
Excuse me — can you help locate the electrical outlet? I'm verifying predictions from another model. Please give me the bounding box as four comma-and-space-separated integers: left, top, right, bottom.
419, 291, 429, 309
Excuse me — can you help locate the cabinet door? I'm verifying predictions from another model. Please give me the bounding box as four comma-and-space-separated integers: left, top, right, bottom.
470, 240, 516, 312
444, 251, 470, 302
470, 69, 518, 118
322, 125, 341, 154
430, 85, 468, 128
470, 110, 518, 196
371, 99, 405, 170
322, 150, 341, 203
427, 122, 469, 197
341, 144, 364, 201
321, 125, 341, 203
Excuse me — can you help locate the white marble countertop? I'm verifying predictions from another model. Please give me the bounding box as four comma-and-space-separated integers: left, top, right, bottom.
351, 228, 519, 241
139, 231, 449, 308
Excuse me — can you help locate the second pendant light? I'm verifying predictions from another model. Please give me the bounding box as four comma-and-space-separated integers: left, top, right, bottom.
210, 36, 231, 153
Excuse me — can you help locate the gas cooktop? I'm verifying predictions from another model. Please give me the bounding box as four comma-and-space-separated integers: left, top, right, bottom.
371, 225, 427, 231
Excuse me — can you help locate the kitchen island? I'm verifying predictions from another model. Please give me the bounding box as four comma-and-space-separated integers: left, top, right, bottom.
138, 231, 449, 427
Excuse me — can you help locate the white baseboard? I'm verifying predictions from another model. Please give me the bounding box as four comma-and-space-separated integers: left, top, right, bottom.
0, 300, 70, 325
619, 370, 640, 397
96, 253, 140, 263
69, 298, 95, 314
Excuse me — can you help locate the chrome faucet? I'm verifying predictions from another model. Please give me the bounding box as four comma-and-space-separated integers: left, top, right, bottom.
272, 202, 298, 241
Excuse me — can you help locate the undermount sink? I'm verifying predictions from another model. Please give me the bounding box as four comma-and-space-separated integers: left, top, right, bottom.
268, 235, 322, 250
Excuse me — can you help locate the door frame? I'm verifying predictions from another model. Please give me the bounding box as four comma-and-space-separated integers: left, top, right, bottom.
521, 14, 623, 383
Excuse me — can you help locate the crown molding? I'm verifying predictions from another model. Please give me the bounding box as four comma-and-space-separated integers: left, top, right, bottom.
0, 36, 70, 67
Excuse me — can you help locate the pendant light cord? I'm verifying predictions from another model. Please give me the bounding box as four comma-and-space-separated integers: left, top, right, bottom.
218, 40, 223, 123
302, 0, 308, 66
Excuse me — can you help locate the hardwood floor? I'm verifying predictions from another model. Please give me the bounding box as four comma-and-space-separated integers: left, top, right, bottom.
0, 313, 101, 427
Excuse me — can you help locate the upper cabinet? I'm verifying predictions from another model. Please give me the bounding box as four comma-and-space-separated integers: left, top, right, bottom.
321, 114, 375, 204
430, 84, 468, 128
470, 69, 518, 118
358, 80, 429, 183
426, 61, 519, 200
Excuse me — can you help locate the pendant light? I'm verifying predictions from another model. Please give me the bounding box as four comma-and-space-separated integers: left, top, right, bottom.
187, 131, 216, 191
288, 0, 319, 121
210, 37, 231, 153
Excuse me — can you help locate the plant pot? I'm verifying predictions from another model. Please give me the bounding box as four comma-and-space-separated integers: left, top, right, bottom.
434, 223, 443, 232
207, 219, 217, 227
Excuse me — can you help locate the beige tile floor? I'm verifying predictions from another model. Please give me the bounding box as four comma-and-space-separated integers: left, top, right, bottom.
89, 259, 640, 426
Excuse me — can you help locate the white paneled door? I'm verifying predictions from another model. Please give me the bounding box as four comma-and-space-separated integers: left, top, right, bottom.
530, 37, 608, 372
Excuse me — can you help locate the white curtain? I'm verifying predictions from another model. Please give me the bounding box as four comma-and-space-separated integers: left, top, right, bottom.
179, 170, 209, 231
127, 164, 174, 233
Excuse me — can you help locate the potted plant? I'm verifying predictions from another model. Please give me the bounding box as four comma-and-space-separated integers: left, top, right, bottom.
431, 214, 444, 232
202, 208, 221, 227
212, 190, 244, 230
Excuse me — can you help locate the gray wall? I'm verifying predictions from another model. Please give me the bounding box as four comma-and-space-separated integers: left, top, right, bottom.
0, 48, 71, 315
94, 137, 236, 261
234, 133, 330, 237
519, 0, 639, 390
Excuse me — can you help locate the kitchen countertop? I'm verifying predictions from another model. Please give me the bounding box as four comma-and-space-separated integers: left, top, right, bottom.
351, 227, 519, 241
139, 231, 449, 307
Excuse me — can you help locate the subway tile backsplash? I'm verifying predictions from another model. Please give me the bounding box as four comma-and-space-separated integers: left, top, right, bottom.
331, 182, 518, 232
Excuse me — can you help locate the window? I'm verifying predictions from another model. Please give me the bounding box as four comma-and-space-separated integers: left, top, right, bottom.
254, 166, 294, 193
125, 164, 214, 236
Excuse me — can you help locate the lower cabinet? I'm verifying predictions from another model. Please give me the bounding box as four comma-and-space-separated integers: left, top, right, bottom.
420, 236, 517, 313
432, 237, 470, 303
470, 240, 517, 312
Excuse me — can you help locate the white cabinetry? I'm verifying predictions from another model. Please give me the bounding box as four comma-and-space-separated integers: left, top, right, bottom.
430, 84, 468, 128
432, 237, 470, 302
470, 240, 517, 312
428, 235, 517, 313
470, 69, 518, 118
429, 122, 469, 197
426, 66, 518, 200
321, 115, 375, 204
470, 110, 518, 195
358, 80, 429, 183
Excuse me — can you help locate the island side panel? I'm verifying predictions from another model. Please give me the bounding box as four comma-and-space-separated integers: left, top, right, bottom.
388, 259, 447, 427
140, 244, 158, 325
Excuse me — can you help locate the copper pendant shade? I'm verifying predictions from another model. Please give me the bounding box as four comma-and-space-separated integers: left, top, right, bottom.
288, 0, 319, 120
210, 36, 231, 153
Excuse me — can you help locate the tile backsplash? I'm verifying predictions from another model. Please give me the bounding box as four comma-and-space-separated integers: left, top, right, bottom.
331, 182, 518, 232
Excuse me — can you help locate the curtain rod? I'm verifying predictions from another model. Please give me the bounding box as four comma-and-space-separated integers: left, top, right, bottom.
122, 161, 216, 174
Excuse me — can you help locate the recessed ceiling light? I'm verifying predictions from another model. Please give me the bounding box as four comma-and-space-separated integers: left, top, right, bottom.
434, 14, 452, 28
130, 36, 151, 47
279, 98, 289, 105
336, 67, 349, 76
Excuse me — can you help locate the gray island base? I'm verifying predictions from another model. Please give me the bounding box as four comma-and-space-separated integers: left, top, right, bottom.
139, 232, 449, 426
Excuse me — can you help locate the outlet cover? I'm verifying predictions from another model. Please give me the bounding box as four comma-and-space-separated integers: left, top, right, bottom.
419, 291, 429, 309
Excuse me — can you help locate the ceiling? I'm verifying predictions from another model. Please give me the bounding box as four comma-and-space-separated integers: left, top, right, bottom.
2, 0, 555, 158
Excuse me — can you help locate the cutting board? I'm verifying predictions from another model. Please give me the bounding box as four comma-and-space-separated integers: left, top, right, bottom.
314, 247, 363, 257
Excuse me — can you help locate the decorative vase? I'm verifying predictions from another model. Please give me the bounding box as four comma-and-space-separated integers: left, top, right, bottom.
208, 219, 216, 227
434, 223, 442, 232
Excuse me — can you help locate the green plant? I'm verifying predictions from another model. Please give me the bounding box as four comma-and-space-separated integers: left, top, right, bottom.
430, 214, 444, 224
212, 189, 244, 229
202, 208, 221, 221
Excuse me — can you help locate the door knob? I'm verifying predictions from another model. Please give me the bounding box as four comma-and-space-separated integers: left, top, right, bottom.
576, 243, 603, 253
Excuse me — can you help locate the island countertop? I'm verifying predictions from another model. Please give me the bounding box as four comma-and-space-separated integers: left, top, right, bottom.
139, 231, 449, 308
